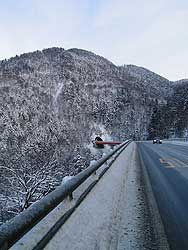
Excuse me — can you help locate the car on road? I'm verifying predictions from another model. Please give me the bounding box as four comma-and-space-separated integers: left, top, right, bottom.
153, 137, 162, 144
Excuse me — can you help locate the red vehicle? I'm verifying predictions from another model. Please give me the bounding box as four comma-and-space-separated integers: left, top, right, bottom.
94, 137, 121, 148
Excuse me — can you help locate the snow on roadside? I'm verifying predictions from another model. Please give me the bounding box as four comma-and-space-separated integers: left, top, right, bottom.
44, 142, 159, 250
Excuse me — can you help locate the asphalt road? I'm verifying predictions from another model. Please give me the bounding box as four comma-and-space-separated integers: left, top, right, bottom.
43, 142, 157, 250
138, 141, 188, 250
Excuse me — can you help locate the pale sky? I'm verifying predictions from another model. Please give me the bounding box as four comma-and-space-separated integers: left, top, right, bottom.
0, 0, 187, 80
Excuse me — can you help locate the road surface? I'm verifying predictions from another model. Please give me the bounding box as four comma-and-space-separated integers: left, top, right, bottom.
138, 141, 188, 250
41, 142, 166, 250
11, 141, 174, 250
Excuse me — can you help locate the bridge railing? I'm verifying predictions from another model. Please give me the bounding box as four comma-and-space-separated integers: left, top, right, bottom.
164, 137, 188, 142
0, 140, 131, 250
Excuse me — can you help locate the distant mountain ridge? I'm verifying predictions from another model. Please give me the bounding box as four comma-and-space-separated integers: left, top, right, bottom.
173, 79, 188, 85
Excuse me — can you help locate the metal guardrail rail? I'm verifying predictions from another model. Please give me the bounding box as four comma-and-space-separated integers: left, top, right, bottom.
164, 137, 188, 142
0, 140, 131, 250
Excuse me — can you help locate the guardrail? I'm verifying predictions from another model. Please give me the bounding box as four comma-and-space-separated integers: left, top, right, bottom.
164, 137, 188, 142
0, 140, 131, 250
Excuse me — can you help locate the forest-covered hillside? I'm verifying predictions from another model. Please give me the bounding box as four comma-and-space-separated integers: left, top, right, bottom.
0, 47, 184, 222
148, 80, 188, 138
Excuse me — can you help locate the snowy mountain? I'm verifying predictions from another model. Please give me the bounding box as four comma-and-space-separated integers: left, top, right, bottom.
121, 64, 172, 96
173, 78, 188, 86
148, 81, 188, 138
0, 47, 182, 222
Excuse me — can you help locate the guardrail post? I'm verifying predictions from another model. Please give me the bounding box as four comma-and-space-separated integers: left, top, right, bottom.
93, 170, 97, 175
68, 193, 73, 201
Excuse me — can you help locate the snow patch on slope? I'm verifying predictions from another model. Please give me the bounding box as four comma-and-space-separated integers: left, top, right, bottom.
53, 81, 64, 110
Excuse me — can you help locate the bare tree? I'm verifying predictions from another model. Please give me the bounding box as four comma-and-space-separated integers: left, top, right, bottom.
0, 148, 58, 218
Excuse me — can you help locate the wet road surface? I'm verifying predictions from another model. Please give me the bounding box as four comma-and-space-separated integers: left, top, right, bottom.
138, 142, 188, 250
